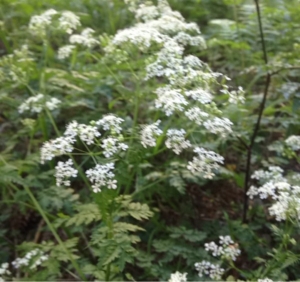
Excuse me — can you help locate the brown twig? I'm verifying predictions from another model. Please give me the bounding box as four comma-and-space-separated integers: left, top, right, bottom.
242, 0, 271, 223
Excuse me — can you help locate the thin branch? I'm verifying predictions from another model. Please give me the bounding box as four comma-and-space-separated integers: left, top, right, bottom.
243, 0, 271, 223
255, 0, 268, 65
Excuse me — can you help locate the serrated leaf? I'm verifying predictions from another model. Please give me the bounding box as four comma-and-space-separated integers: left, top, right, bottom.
65, 203, 101, 226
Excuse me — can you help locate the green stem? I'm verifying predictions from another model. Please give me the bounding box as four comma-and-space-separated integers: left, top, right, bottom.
24, 185, 86, 280
105, 211, 114, 281
70, 48, 77, 71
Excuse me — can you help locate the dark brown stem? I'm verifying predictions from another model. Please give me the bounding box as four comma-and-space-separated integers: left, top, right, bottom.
242, 0, 271, 223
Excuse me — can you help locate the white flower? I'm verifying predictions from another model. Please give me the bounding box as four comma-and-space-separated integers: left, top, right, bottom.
174, 32, 206, 47
0, 262, 10, 276
69, 28, 99, 48
223, 244, 241, 261
248, 166, 300, 221
108, 25, 167, 52
13, 45, 34, 63
135, 4, 159, 22
64, 120, 79, 142
55, 159, 77, 187
155, 86, 188, 116
107, 179, 117, 189
168, 271, 187, 282
140, 120, 163, 148
251, 166, 284, 182
146, 13, 201, 36
185, 107, 209, 125
96, 114, 124, 134
19, 94, 61, 114
204, 241, 222, 257
77, 124, 101, 145
57, 45, 75, 60
285, 135, 300, 151
18, 94, 44, 113
165, 129, 191, 154
58, 11, 81, 34
41, 137, 74, 163
219, 235, 234, 246
204, 236, 240, 264
187, 147, 224, 179
195, 261, 224, 280
101, 137, 128, 158
221, 86, 245, 104
258, 279, 273, 282
183, 55, 203, 68
86, 163, 116, 193
203, 117, 233, 137
29, 9, 57, 37
12, 249, 48, 269
185, 88, 212, 104
45, 97, 61, 110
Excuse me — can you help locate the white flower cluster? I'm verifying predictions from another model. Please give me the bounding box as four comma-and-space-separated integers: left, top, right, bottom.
140, 120, 163, 148
194, 261, 224, 280
12, 249, 48, 270
69, 28, 99, 48
285, 135, 300, 151
154, 86, 188, 116
168, 271, 187, 282
58, 11, 81, 34
187, 147, 224, 179
221, 86, 245, 104
0, 45, 34, 84
41, 136, 74, 164
258, 278, 273, 282
57, 45, 75, 60
135, 3, 159, 22
29, 9, 80, 38
57, 29, 99, 60
204, 235, 241, 261
101, 137, 128, 158
109, 25, 167, 52
29, 9, 58, 37
13, 44, 34, 63
18, 94, 61, 114
247, 166, 300, 221
185, 107, 209, 125
41, 116, 128, 163
203, 117, 233, 137
55, 159, 78, 186
95, 114, 124, 134
106, 0, 205, 53
77, 123, 101, 145
41, 114, 126, 192
27, 9, 98, 60
0, 263, 10, 276
165, 129, 191, 154
86, 163, 117, 193
195, 236, 240, 280
102, 0, 235, 182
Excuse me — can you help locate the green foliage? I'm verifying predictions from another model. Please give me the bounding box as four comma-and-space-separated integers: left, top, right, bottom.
1, 0, 300, 281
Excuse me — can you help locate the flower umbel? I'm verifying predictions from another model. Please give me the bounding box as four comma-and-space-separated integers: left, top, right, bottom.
85, 163, 117, 193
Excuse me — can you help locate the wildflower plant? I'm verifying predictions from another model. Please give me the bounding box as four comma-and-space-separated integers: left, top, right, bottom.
194, 235, 241, 280
1, 0, 300, 281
